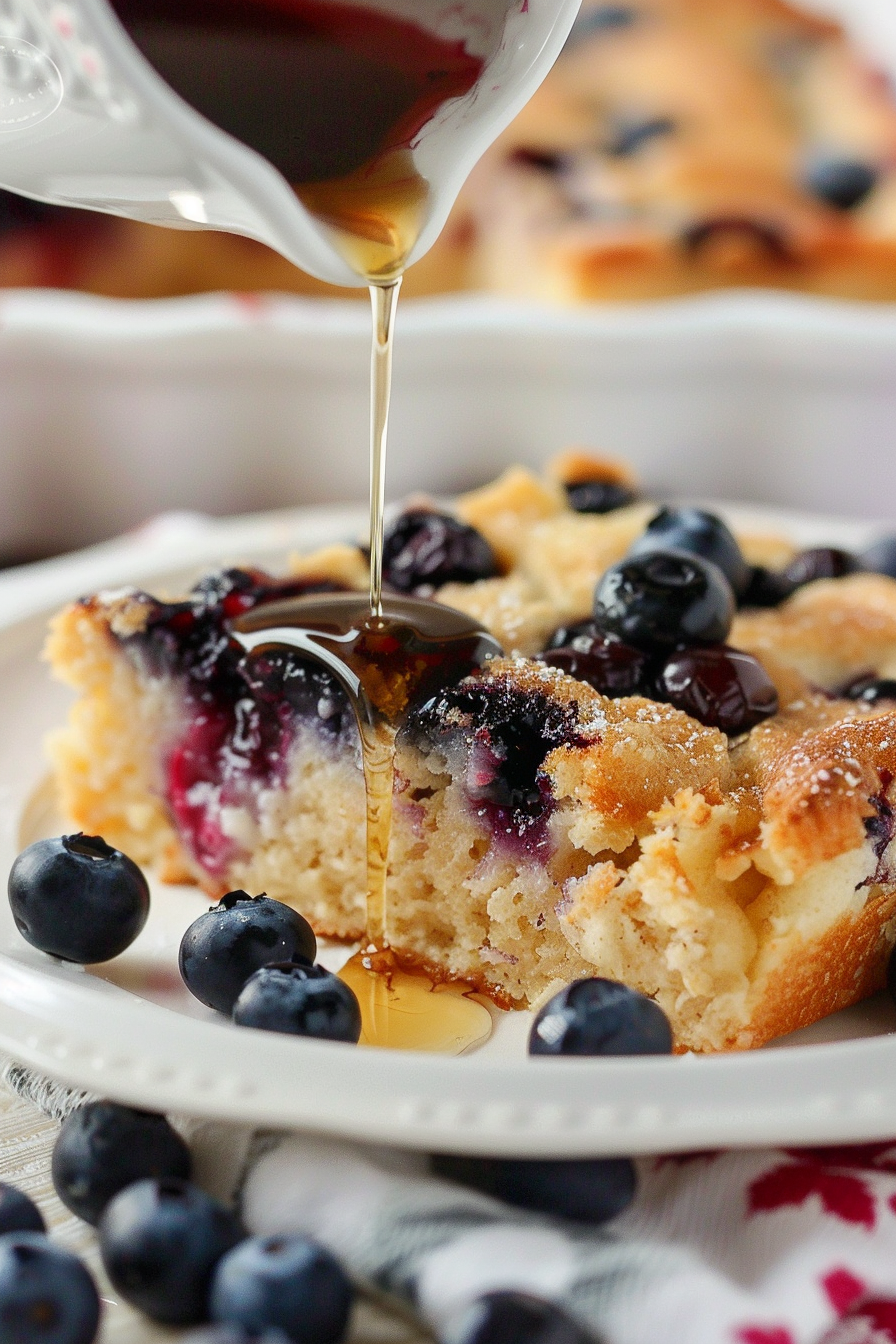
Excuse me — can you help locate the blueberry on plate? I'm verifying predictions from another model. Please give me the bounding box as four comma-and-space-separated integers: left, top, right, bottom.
628, 507, 751, 598
381, 509, 499, 592
593, 551, 734, 650
803, 154, 878, 210
0, 1184, 45, 1236
842, 676, 896, 707
52, 1101, 191, 1226
861, 537, 896, 580
540, 622, 652, 698
441, 1291, 592, 1344
779, 547, 859, 591
99, 1178, 243, 1326
232, 963, 361, 1044
0, 1232, 100, 1344
433, 1153, 637, 1225
210, 1235, 354, 1344
528, 978, 673, 1056
8, 834, 149, 964
180, 891, 317, 1015
654, 645, 779, 734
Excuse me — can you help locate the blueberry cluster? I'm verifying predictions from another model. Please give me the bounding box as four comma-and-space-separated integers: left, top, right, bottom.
541, 508, 779, 734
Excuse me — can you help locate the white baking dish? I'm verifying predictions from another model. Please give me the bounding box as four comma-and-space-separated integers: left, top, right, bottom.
3, 287, 896, 557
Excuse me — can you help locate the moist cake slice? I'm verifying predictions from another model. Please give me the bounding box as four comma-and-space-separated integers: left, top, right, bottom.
45, 458, 896, 1052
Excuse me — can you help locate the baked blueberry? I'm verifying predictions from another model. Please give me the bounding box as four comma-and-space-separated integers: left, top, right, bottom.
0, 1233, 100, 1344
540, 623, 652, 698
210, 1235, 354, 1344
779, 547, 859, 590
8, 834, 149, 964
381, 510, 499, 593
564, 479, 638, 514
593, 550, 734, 649
0, 1184, 44, 1236
180, 891, 317, 1015
99, 1178, 243, 1325
654, 645, 779, 734
628, 507, 751, 598
529, 977, 673, 1056
52, 1101, 191, 1226
804, 154, 878, 210
432, 1153, 637, 1225
739, 564, 794, 609
843, 677, 896, 706
861, 537, 896, 580
441, 1292, 591, 1344
232, 963, 361, 1043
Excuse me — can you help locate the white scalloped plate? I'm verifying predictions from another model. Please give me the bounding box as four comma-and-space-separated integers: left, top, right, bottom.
2, 501, 896, 1157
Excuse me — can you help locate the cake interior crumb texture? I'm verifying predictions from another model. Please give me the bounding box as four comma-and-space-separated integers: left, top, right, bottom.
45, 465, 896, 1053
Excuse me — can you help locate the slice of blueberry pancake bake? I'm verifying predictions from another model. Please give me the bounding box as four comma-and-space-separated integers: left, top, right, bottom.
46, 452, 896, 1053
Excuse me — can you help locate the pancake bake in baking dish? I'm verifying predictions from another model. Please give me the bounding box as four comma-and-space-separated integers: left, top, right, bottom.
45, 453, 896, 1053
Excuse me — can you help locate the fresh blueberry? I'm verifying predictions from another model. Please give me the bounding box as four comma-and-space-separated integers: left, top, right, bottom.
779, 547, 859, 590
0, 1233, 100, 1344
654, 645, 778, 733
540, 622, 652, 698
861, 537, 896, 580
804, 154, 878, 209
628, 507, 751, 598
52, 1101, 191, 1226
0, 1185, 44, 1236
529, 977, 673, 1056
180, 891, 317, 1015
433, 1153, 637, 1225
842, 676, 896, 706
441, 1292, 592, 1344
381, 510, 499, 593
739, 564, 794, 609
232, 963, 361, 1044
99, 1178, 243, 1325
8, 834, 149, 964
564, 480, 638, 514
593, 551, 734, 650
210, 1235, 353, 1344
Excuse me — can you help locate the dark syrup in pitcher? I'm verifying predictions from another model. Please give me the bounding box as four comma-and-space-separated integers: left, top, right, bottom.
108, 0, 486, 279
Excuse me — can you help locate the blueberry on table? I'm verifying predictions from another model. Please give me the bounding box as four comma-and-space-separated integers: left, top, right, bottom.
779, 547, 859, 591
861, 537, 896, 580
180, 890, 317, 1015
232, 962, 361, 1043
529, 978, 673, 1056
441, 1291, 592, 1344
0, 1233, 100, 1344
381, 509, 499, 592
540, 622, 652, 698
433, 1153, 637, 1225
99, 1178, 242, 1326
52, 1101, 191, 1226
655, 645, 778, 734
804, 155, 878, 210
628, 507, 751, 598
8, 834, 149, 964
210, 1235, 354, 1344
593, 551, 734, 650
0, 1184, 45, 1235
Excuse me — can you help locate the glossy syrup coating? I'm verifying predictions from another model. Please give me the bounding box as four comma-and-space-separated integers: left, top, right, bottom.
179, 890, 317, 1014
52, 1101, 191, 1226
8, 833, 149, 964
99, 1178, 243, 1326
655, 645, 779, 735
